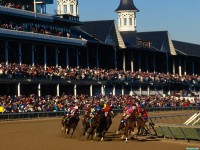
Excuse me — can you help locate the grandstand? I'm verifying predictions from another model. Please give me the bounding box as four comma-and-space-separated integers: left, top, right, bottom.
0, 0, 200, 98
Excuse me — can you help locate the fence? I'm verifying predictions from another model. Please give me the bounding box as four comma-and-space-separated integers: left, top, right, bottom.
0, 106, 199, 121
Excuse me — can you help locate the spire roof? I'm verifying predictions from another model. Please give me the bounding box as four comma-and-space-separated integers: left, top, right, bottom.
115, 0, 139, 12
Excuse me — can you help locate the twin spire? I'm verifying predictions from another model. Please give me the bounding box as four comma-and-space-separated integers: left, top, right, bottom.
115, 0, 139, 32
115, 0, 139, 12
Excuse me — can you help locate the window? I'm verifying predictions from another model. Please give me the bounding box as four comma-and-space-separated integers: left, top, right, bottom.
124, 18, 127, 26
119, 18, 121, 26
64, 5, 67, 14
70, 5, 73, 13
129, 18, 132, 25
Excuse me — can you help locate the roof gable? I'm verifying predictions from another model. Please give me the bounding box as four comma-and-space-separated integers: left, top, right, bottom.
79, 20, 114, 43
137, 31, 176, 55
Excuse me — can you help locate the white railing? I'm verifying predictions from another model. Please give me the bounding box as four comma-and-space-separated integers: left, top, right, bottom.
184, 112, 200, 125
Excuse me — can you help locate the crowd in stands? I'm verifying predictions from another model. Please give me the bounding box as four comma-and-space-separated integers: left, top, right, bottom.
0, 21, 72, 38
0, 63, 200, 84
0, 94, 200, 113
0, 2, 32, 11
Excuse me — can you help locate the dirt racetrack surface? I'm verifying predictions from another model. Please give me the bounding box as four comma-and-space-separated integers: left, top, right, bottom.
0, 111, 199, 150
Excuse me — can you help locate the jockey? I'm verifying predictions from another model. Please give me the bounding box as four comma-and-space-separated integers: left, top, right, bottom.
84, 103, 91, 116
104, 102, 112, 117
123, 105, 136, 121
141, 108, 149, 122
137, 106, 148, 122
67, 105, 79, 119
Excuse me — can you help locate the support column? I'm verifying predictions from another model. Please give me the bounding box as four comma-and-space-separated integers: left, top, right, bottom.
166, 54, 169, 74
153, 54, 156, 73
184, 60, 187, 75
38, 83, 41, 97
173, 57, 175, 74
90, 85, 93, 97
179, 58, 182, 76
113, 85, 116, 96
146, 54, 148, 73
66, 48, 69, 69
131, 51, 134, 72
57, 84, 60, 97
114, 46, 117, 70
96, 48, 99, 68
139, 86, 142, 96
17, 82, 21, 96
123, 50, 126, 71
168, 87, 171, 96
19, 42, 22, 65
44, 45, 47, 70
74, 84, 77, 97
32, 44, 35, 66
147, 86, 150, 96
192, 61, 195, 75
122, 85, 124, 96
55, 47, 58, 68
87, 47, 89, 68
101, 85, 105, 96
138, 53, 141, 72
130, 86, 133, 96
5, 41, 8, 65
76, 48, 79, 68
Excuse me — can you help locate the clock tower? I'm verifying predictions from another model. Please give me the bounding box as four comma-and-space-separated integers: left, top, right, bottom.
57, 0, 78, 17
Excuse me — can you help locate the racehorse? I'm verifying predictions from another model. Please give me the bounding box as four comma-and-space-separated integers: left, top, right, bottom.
136, 116, 147, 136
62, 110, 80, 138
115, 119, 125, 135
105, 109, 114, 132
82, 113, 91, 136
121, 109, 138, 142
86, 110, 107, 141
136, 117, 156, 137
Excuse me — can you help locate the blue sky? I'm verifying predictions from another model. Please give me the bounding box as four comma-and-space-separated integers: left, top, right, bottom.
47, 0, 200, 45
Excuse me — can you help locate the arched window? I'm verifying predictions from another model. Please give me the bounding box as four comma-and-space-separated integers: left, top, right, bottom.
70, 4, 74, 13
64, 5, 67, 14
124, 18, 127, 26
129, 18, 132, 25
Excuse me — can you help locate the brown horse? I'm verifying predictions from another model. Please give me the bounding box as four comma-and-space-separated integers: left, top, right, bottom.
121, 109, 138, 142
136, 117, 157, 137
136, 116, 147, 136
62, 110, 80, 138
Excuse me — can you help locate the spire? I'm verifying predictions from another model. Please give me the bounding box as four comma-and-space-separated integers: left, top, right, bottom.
115, 0, 139, 12
115, 0, 139, 32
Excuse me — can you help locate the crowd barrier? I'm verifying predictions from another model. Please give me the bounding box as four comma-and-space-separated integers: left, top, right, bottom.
0, 106, 199, 121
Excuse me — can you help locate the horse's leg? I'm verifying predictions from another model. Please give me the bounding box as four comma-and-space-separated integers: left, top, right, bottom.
116, 122, 123, 134
70, 128, 74, 138
137, 126, 141, 137
87, 127, 94, 140
66, 127, 69, 135
125, 128, 129, 142
62, 124, 66, 133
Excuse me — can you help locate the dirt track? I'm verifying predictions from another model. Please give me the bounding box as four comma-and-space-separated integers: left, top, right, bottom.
0, 111, 199, 150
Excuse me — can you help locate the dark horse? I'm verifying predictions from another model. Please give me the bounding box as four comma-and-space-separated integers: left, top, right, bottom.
105, 109, 114, 132
61, 110, 80, 138
136, 117, 157, 137
86, 110, 108, 141
82, 113, 91, 136
121, 109, 138, 142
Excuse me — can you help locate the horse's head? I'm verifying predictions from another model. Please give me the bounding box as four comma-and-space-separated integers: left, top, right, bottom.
130, 109, 138, 120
